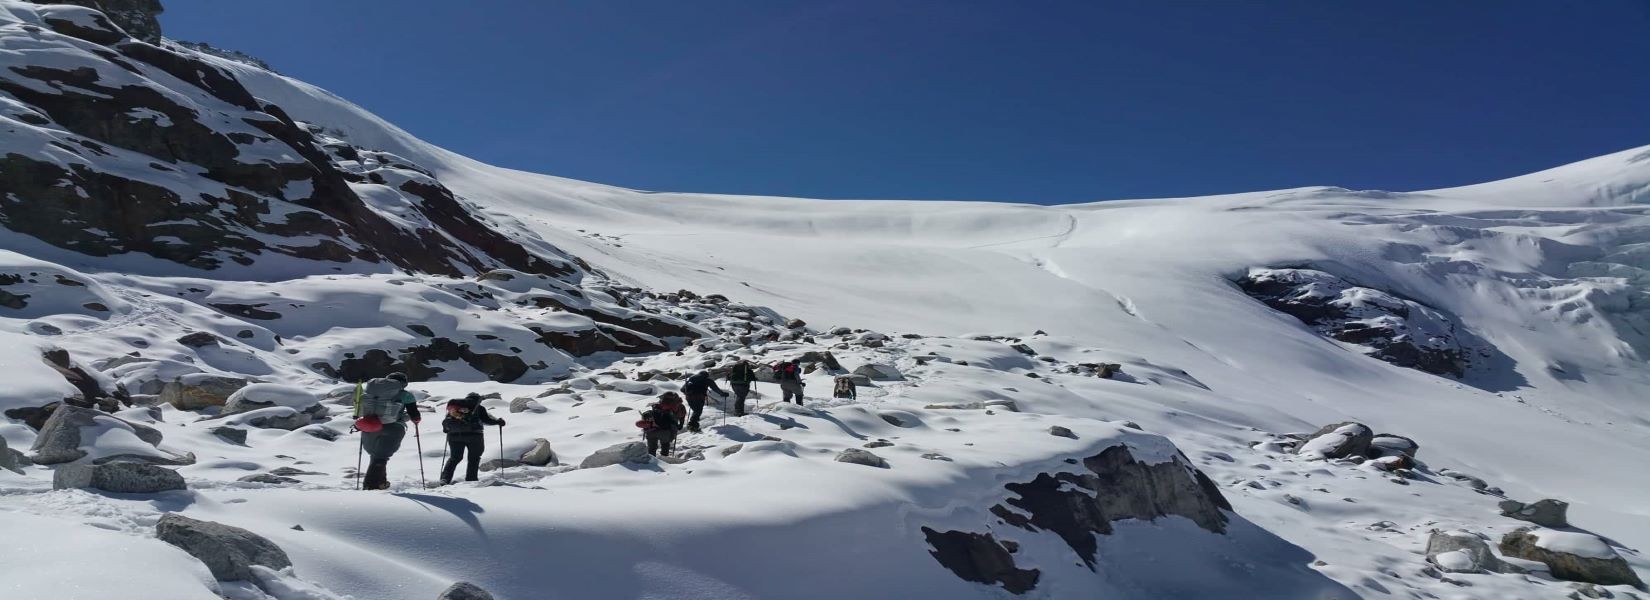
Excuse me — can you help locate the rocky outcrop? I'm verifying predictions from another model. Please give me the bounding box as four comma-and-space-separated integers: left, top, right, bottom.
834, 448, 888, 468
509, 397, 548, 414
1499, 499, 1570, 528
519, 438, 556, 466
1500, 528, 1643, 587
315, 339, 529, 383
1295, 422, 1373, 460
27, 0, 163, 44
29, 404, 163, 464
1236, 268, 1480, 377
926, 446, 1230, 594
1424, 529, 1520, 574
53, 462, 185, 493
579, 442, 651, 469
438, 582, 496, 600
853, 363, 903, 381
160, 375, 249, 411
156, 514, 292, 583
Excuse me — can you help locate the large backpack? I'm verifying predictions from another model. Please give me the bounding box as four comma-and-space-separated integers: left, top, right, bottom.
355, 378, 407, 423
443, 399, 485, 434
637, 405, 676, 432
774, 362, 800, 382
728, 363, 756, 384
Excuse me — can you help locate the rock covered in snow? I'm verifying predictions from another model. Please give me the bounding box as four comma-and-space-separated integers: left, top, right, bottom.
834, 448, 889, 468
1368, 434, 1419, 458
160, 374, 249, 411
438, 581, 496, 600
225, 406, 313, 431
29, 404, 162, 464
1424, 529, 1519, 574
1499, 527, 1642, 587
1498, 498, 1570, 528
220, 383, 320, 416
0, 435, 23, 474
519, 438, 556, 466
1048, 425, 1077, 439
1295, 422, 1373, 460
53, 461, 185, 493
156, 514, 292, 583
924, 399, 1018, 412
852, 363, 902, 381
579, 441, 651, 469
509, 397, 548, 414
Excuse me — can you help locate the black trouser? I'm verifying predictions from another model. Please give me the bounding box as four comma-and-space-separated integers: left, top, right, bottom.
360, 422, 406, 490
646, 430, 677, 456
442, 433, 485, 483
685, 393, 707, 430
781, 381, 804, 404
731, 383, 751, 415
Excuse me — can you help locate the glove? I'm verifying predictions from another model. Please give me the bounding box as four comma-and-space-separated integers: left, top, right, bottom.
497, 419, 507, 426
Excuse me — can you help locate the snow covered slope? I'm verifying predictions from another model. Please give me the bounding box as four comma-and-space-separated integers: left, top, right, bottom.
2, 2, 1648, 599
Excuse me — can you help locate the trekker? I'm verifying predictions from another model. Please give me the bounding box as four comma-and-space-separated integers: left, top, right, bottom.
774, 358, 805, 404
353, 372, 420, 490
680, 370, 726, 432
440, 393, 505, 485
832, 375, 857, 400
637, 392, 687, 456
726, 358, 757, 416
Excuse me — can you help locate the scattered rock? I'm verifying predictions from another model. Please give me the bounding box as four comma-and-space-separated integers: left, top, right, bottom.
1122, 421, 1142, 430
53, 462, 185, 493
1010, 343, 1037, 356
924, 400, 1018, 412
921, 453, 953, 462
579, 441, 651, 469
863, 440, 894, 448
834, 448, 888, 468
237, 473, 299, 485
1296, 422, 1373, 460
211, 426, 247, 446
852, 363, 903, 381
479, 458, 522, 472
519, 438, 556, 466
156, 514, 293, 583
438, 582, 496, 600
785, 318, 806, 329
0, 436, 22, 474
160, 374, 249, 411
229, 407, 314, 431
921, 528, 1040, 594
509, 397, 548, 414
1425, 529, 1519, 574
1369, 434, 1419, 458
1048, 426, 1077, 439
1500, 527, 1642, 587
176, 331, 222, 348
29, 404, 165, 464
720, 444, 743, 457
1499, 499, 1570, 528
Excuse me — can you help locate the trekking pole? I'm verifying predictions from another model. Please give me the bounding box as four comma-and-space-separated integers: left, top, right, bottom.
497, 424, 505, 468
414, 421, 427, 489
355, 431, 364, 491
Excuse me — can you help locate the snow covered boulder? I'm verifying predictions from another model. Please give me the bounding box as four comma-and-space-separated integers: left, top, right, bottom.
156, 514, 293, 583
29, 404, 163, 464
438, 581, 496, 600
598, 380, 657, 396
1368, 434, 1419, 458
579, 442, 651, 469
160, 374, 250, 411
53, 462, 185, 494
0, 435, 28, 474
1424, 530, 1519, 574
834, 448, 889, 468
509, 397, 548, 414
924, 399, 1019, 412
225, 407, 312, 431
519, 438, 556, 466
852, 363, 903, 381
221, 384, 321, 417
1296, 422, 1373, 460
1498, 498, 1570, 528
1500, 528, 1643, 587
1048, 425, 1078, 439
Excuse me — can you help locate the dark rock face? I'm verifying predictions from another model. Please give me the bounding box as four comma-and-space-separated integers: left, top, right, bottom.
315, 338, 528, 383
155, 514, 292, 582
926, 446, 1230, 594
1500, 528, 1643, 587
1498, 499, 1570, 529
920, 529, 1039, 594
438, 582, 496, 600
27, 0, 163, 44
1236, 267, 1477, 377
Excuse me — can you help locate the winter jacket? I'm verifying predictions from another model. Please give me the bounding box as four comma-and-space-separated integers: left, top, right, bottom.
833, 376, 857, 400
773, 362, 803, 383
682, 372, 726, 397
443, 396, 501, 435
355, 378, 419, 423
642, 402, 685, 432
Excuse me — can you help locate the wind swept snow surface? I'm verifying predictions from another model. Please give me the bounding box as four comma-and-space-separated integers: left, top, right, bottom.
2, 2, 1649, 597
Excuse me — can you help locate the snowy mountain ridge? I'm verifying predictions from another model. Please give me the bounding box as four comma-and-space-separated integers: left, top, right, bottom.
1, 1, 1648, 599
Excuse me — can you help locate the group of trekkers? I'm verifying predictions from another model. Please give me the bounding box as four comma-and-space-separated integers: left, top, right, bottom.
350, 355, 861, 488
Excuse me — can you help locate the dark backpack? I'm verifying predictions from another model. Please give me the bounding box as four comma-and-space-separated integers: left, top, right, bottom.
442, 400, 485, 434
729, 363, 756, 384
774, 363, 800, 381
640, 405, 677, 432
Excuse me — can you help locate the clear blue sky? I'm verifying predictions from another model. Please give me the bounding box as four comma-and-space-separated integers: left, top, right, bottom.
161, 1, 1650, 204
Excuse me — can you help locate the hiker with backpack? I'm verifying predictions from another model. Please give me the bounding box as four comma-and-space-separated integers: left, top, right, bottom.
774, 358, 805, 404
832, 375, 857, 400
440, 393, 505, 485
353, 373, 421, 490
680, 370, 726, 432
726, 358, 757, 416
637, 392, 687, 456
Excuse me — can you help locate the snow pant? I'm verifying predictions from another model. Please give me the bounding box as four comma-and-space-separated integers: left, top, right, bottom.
441, 433, 485, 483
685, 392, 707, 431
646, 430, 677, 456
730, 383, 751, 416
780, 381, 804, 404
361, 422, 406, 490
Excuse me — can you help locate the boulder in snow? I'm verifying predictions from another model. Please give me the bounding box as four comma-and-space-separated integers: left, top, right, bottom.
519, 438, 556, 466
579, 442, 651, 469
1424, 529, 1519, 574
156, 514, 293, 583
160, 374, 249, 411
29, 404, 164, 464
598, 380, 656, 395
53, 462, 186, 493
924, 400, 1018, 412
1500, 527, 1642, 587
221, 384, 321, 417
1368, 434, 1419, 458
1498, 499, 1570, 528
227, 407, 314, 431
0, 435, 23, 474
835, 448, 889, 468
509, 397, 548, 414
1048, 426, 1077, 439
211, 426, 248, 446
438, 581, 496, 600
1295, 422, 1373, 460
852, 363, 903, 381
